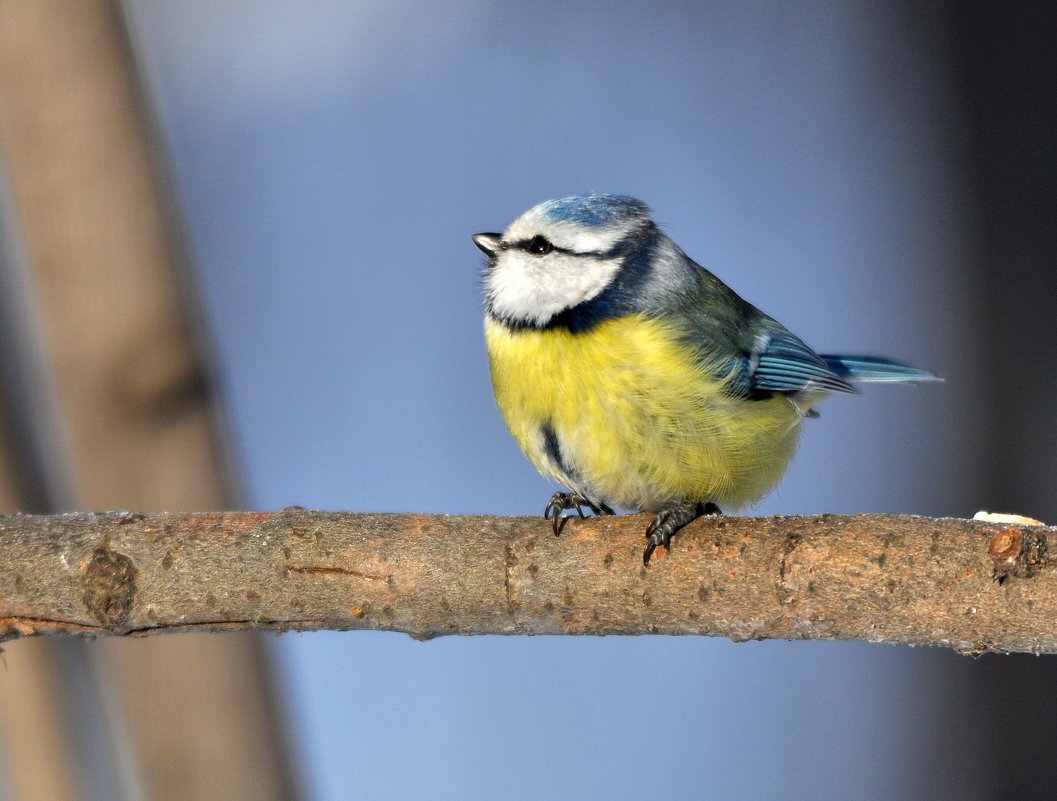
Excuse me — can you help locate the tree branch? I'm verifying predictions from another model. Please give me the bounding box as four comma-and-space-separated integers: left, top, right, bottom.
0, 509, 1051, 653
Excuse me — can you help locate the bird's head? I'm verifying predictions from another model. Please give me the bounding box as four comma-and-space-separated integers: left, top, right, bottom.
475, 194, 658, 328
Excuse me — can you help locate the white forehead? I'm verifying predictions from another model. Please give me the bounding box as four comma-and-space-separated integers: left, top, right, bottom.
502, 195, 651, 254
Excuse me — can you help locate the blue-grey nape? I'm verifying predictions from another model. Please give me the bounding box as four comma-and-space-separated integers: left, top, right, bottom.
541, 194, 650, 227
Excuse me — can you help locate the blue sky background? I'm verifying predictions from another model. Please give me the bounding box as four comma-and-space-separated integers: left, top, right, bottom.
124, 3, 979, 798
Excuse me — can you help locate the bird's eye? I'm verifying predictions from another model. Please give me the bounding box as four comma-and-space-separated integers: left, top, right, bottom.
525, 235, 553, 256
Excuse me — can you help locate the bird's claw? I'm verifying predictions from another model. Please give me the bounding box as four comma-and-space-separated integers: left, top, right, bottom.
642, 518, 670, 566
544, 492, 613, 536
642, 501, 721, 566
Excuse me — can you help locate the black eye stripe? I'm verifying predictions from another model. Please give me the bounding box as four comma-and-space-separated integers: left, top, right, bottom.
504, 219, 652, 259
506, 236, 625, 260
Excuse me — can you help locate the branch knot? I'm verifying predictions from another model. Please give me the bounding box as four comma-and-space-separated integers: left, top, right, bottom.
82, 542, 138, 628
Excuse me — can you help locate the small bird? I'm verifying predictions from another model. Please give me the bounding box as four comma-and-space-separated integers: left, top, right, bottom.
474, 194, 940, 565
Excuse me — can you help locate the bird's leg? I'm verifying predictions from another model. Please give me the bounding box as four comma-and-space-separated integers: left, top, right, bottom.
643, 501, 721, 566
544, 492, 614, 536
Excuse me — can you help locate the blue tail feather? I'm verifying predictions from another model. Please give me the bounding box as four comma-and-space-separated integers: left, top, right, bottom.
821, 355, 942, 383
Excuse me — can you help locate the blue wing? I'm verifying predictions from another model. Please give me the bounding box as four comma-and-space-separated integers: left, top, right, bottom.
721, 322, 855, 398
664, 263, 940, 399
750, 328, 857, 395
724, 324, 939, 399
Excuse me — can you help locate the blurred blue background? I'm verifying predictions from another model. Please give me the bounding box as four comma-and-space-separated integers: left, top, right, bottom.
113, 2, 1052, 799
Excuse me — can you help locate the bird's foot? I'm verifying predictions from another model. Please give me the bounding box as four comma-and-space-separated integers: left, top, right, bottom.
643, 501, 721, 566
544, 492, 614, 536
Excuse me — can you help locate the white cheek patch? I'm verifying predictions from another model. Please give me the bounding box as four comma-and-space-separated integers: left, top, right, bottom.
486, 250, 623, 326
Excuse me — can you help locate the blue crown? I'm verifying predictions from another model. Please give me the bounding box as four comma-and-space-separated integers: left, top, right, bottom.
541, 194, 650, 228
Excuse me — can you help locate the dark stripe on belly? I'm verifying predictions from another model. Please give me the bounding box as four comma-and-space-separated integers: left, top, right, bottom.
540, 421, 574, 481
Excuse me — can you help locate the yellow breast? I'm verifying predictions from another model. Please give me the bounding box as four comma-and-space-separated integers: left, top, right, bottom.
485, 314, 805, 511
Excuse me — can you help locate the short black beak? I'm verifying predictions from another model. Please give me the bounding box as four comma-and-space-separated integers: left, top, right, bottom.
472, 232, 502, 256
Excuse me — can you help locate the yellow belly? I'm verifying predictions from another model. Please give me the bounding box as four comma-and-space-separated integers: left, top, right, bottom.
485, 314, 805, 511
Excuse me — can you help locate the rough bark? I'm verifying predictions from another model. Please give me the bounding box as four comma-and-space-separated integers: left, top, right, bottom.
0, 509, 1051, 654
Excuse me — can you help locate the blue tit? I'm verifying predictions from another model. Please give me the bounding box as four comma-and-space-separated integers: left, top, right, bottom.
473, 194, 940, 565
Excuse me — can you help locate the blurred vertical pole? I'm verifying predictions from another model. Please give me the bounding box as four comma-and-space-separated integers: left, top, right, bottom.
0, 3, 300, 800
940, 3, 1057, 797
952, 2, 1057, 515
0, 37, 97, 801
0, 374, 78, 801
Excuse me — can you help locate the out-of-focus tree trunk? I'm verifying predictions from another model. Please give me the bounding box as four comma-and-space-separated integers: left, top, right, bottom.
0, 3, 300, 800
